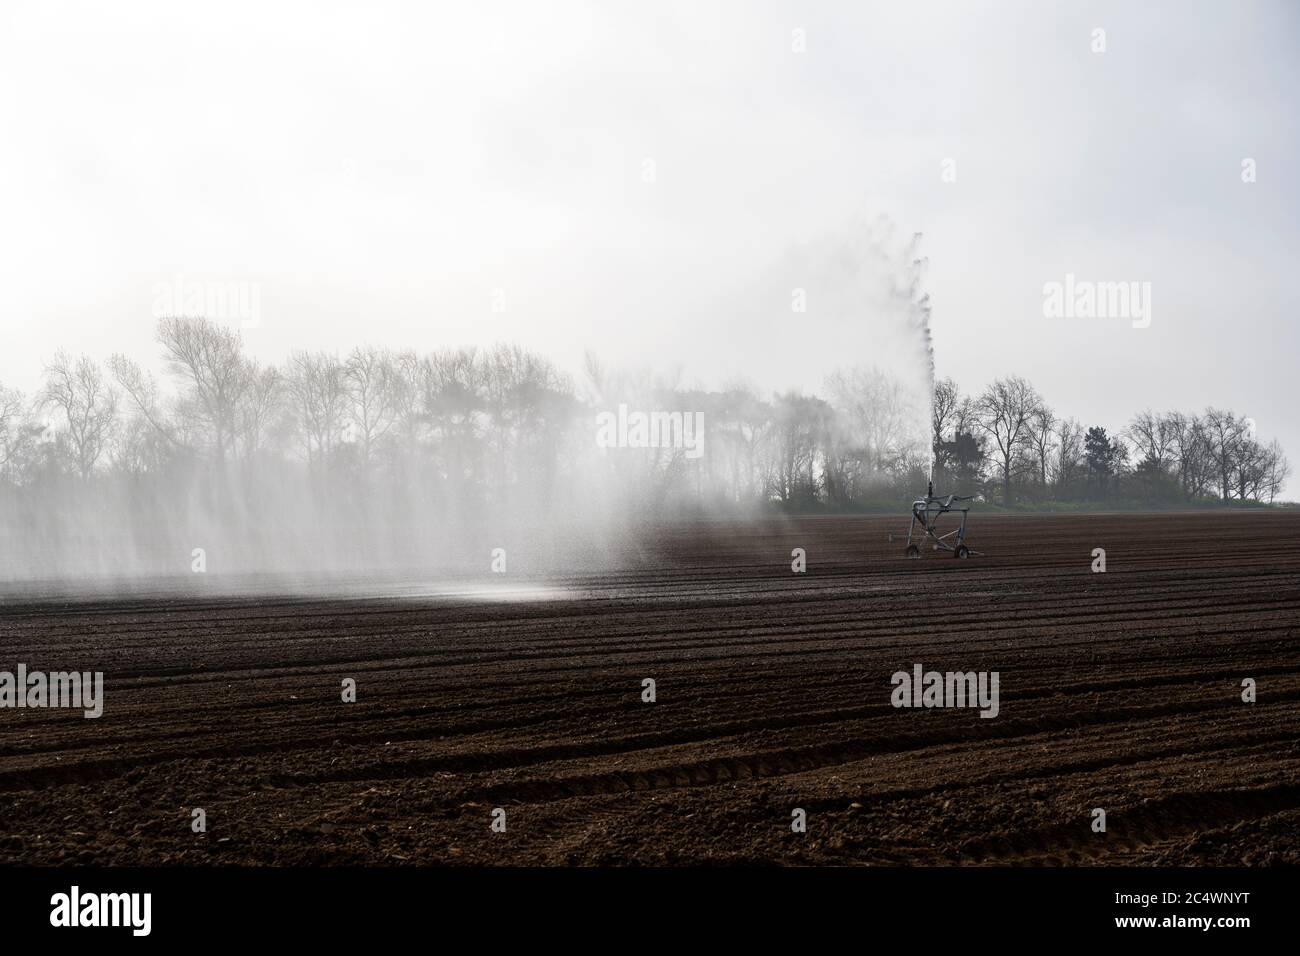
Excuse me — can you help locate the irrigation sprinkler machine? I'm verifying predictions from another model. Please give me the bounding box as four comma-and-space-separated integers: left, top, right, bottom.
896, 479, 982, 559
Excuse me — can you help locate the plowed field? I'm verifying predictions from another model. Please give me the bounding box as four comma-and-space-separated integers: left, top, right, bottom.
2, 511, 1298, 866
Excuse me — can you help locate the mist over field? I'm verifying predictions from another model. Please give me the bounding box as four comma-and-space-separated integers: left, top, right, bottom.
0, 210, 1291, 587
0, 219, 945, 585
0, 0, 1295, 588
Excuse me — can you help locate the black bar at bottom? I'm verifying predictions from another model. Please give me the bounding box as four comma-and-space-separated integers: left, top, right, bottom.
0, 866, 1283, 942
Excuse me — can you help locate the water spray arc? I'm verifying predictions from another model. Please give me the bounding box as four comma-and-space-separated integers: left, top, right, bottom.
896, 235, 982, 558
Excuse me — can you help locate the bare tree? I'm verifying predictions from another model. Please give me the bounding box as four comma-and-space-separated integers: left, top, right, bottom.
1126, 409, 1177, 471
1203, 407, 1249, 501
1053, 417, 1084, 494
712, 380, 770, 502
156, 317, 252, 463
953, 394, 980, 439
1026, 403, 1058, 489
40, 352, 119, 479
343, 346, 398, 470
235, 363, 283, 459
1262, 439, 1290, 504
110, 413, 174, 478
976, 376, 1042, 504
827, 366, 913, 475
425, 348, 488, 488
931, 377, 960, 452
388, 350, 427, 446
767, 391, 830, 502
1167, 411, 1209, 498
285, 351, 347, 465
480, 343, 574, 497
0, 383, 33, 481
109, 354, 185, 451
1229, 433, 1281, 502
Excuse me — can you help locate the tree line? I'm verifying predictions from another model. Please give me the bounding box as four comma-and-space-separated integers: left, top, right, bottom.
930, 376, 1288, 507
0, 317, 1289, 515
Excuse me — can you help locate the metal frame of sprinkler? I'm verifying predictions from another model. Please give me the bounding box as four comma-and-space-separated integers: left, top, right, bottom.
897, 479, 982, 559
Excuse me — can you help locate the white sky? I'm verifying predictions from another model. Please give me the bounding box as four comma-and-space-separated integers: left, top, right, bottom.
1, 0, 1297, 470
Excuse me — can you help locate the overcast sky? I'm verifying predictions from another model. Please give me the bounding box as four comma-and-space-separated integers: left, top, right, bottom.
1, 0, 1297, 473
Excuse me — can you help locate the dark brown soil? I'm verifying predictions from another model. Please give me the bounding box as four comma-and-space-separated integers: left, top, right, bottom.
1, 511, 1298, 866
